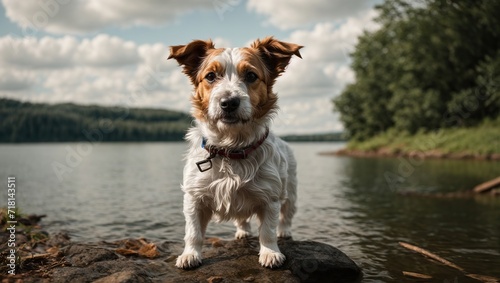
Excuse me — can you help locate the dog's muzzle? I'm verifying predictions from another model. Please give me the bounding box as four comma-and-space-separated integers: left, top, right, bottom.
220, 97, 240, 113
219, 97, 241, 124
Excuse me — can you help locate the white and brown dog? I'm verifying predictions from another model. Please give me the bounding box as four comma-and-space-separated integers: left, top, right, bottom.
168, 37, 302, 269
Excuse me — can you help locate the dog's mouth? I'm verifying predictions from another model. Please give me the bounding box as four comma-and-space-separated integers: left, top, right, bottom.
219, 114, 249, 125
221, 116, 240, 124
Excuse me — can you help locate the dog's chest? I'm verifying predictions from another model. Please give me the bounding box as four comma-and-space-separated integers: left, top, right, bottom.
211, 185, 256, 221
198, 158, 268, 220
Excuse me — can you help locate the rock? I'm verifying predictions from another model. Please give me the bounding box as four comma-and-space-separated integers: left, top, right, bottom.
280, 240, 362, 282
207, 276, 224, 283
50, 260, 153, 283
15, 236, 362, 283
62, 244, 118, 267
46, 232, 71, 247
93, 270, 152, 283
17, 214, 46, 226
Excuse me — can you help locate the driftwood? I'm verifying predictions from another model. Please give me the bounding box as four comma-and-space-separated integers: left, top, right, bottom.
399, 176, 500, 199
399, 242, 464, 271
399, 242, 500, 283
466, 274, 500, 283
402, 271, 432, 279
473, 176, 500, 194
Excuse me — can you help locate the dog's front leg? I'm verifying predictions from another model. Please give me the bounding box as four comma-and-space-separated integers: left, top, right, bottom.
176, 193, 212, 269
257, 201, 286, 268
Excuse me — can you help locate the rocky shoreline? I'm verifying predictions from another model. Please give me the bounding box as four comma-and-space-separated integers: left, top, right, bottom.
327, 148, 500, 161
0, 212, 362, 283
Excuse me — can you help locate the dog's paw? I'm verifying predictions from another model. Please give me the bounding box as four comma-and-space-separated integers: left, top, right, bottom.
259, 250, 286, 268
235, 230, 252, 239
175, 252, 202, 269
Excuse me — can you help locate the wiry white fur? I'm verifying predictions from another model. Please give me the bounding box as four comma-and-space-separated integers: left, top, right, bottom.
175, 46, 298, 270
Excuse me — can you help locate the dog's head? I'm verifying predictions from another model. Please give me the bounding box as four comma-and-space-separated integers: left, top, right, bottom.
168, 37, 302, 135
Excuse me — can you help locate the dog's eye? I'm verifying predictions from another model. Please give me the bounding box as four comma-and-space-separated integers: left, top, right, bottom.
205, 72, 216, 83
244, 72, 258, 83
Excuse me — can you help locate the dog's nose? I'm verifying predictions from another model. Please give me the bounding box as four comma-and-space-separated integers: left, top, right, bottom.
220, 97, 240, 112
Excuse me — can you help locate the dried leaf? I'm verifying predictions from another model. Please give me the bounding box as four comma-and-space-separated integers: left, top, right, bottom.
115, 248, 138, 256
114, 238, 159, 258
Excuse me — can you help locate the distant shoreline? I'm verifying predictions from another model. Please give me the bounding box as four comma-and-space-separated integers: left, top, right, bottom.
326, 121, 500, 162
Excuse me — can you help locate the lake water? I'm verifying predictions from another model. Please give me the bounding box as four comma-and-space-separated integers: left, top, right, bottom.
1, 142, 499, 282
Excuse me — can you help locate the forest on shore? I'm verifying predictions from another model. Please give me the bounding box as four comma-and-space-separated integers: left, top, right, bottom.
1, 98, 345, 143
0, 98, 192, 142
333, 0, 500, 155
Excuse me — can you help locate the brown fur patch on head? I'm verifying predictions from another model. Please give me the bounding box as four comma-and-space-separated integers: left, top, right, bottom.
238, 47, 278, 120
168, 39, 216, 86
241, 37, 303, 120
250, 36, 303, 83
169, 40, 225, 121
191, 56, 225, 121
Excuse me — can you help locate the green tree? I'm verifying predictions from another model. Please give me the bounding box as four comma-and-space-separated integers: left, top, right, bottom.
334, 0, 500, 140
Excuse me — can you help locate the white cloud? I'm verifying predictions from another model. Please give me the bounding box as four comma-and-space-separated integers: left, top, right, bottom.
269, 9, 379, 134
0, 34, 140, 69
138, 43, 171, 68
287, 9, 379, 63
247, 0, 375, 30
0, 33, 195, 112
273, 96, 343, 134
212, 37, 233, 48
274, 9, 378, 96
0, 69, 36, 91
2, 0, 213, 34
76, 34, 140, 67
0, 35, 77, 68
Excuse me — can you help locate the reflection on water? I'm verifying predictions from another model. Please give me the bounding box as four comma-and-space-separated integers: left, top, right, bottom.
1, 142, 499, 282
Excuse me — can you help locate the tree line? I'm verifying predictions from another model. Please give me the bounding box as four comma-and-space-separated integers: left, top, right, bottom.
281, 132, 345, 142
333, 0, 500, 141
0, 98, 192, 142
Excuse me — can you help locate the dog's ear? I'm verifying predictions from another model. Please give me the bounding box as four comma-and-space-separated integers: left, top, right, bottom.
168, 40, 215, 85
251, 36, 303, 81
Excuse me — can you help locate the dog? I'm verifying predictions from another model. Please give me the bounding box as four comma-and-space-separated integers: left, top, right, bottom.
168, 36, 302, 269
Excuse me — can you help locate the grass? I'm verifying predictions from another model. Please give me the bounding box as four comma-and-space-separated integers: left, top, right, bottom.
347, 118, 500, 156
0, 207, 48, 244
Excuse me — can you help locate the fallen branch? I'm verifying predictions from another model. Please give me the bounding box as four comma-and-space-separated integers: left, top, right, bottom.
466, 273, 500, 283
399, 242, 464, 271
399, 242, 500, 283
402, 271, 432, 280
473, 176, 500, 194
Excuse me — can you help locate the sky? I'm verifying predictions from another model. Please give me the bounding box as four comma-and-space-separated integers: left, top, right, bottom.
0, 0, 382, 135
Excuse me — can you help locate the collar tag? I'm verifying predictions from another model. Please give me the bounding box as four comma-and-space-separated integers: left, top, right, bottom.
196, 158, 213, 172
196, 151, 217, 172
